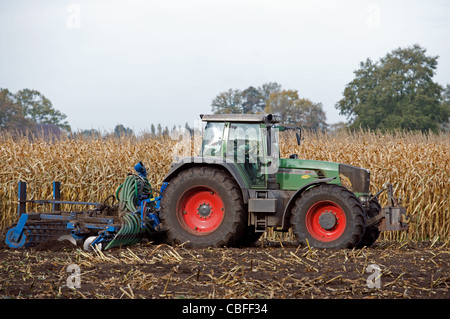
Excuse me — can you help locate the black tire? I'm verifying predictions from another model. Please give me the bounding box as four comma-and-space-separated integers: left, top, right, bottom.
290, 184, 366, 249
160, 167, 246, 248
357, 198, 381, 248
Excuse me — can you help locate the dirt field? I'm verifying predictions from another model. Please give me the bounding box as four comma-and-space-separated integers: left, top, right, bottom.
0, 239, 448, 300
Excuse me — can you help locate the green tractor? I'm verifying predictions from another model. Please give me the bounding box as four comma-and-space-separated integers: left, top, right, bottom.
160, 114, 408, 249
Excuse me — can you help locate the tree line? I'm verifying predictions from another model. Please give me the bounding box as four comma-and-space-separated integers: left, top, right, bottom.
0, 87, 191, 138
1, 44, 449, 136
72, 123, 195, 139
211, 82, 328, 131
211, 44, 449, 133
0, 88, 70, 133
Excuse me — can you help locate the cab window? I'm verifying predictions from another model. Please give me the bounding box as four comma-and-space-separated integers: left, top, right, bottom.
227, 123, 265, 187
201, 122, 224, 157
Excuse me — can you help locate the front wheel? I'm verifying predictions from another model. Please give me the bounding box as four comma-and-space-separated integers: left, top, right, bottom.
290, 184, 366, 249
357, 197, 381, 248
160, 167, 246, 248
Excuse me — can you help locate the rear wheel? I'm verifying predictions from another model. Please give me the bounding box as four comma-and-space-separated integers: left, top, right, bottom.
290, 184, 366, 249
160, 167, 246, 247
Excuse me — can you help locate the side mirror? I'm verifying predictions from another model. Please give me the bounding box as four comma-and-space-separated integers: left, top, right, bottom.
296, 131, 301, 146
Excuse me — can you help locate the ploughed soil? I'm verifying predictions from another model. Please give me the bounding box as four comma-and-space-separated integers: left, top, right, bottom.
0, 239, 448, 299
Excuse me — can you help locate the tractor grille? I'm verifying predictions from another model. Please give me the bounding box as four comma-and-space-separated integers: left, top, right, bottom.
339, 164, 370, 194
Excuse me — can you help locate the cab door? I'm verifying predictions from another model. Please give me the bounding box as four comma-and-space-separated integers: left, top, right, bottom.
226, 123, 266, 188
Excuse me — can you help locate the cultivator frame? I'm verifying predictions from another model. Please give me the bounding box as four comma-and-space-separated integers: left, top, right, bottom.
5, 163, 166, 250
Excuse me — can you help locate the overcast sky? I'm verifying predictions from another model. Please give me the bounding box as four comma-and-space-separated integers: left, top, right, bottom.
0, 0, 449, 133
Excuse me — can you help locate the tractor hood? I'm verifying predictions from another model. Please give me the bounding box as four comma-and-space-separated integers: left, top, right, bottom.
277, 158, 370, 194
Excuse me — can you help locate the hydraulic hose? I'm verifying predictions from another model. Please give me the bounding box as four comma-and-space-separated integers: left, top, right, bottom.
106, 173, 154, 250
116, 174, 153, 212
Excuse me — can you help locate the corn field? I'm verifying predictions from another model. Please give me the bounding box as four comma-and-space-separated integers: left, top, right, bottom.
0, 130, 449, 242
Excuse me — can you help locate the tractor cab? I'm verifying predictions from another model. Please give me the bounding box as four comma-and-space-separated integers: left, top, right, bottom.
199, 113, 300, 189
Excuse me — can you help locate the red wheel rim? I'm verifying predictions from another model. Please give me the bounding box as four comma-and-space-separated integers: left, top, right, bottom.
305, 200, 346, 242
177, 186, 225, 235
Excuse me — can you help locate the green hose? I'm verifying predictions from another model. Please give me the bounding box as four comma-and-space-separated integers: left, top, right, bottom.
105, 173, 153, 250
116, 174, 152, 213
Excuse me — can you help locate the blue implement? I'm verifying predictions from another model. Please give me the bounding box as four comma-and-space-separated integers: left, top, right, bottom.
5, 162, 165, 250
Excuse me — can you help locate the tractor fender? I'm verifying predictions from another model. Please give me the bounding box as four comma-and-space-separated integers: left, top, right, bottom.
162, 157, 250, 203
280, 177, 336, 229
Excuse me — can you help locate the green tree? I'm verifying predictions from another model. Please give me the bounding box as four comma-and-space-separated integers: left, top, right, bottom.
442, 84, 450, 132
0, 88, 34, 131
265, 90, 328, 131
258, 82, 282, 103
157, 123, 162, 136
77, 128, 100, 137
241, 86, 263, 114
336, 44, 450, 132
265, 89, 299, 123
150, 123, 156, 137
114, 124, 133, 137
163, 126, 169, 137
211, 82, 282, 114
14, 89, 71, 132
298, 99, 328, 131
211, 89, 243, 114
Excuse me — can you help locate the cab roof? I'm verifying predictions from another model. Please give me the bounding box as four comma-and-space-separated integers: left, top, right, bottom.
200, 113, 280, 124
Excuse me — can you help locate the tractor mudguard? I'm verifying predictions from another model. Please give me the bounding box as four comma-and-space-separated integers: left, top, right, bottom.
280, 177, 336, 229
163, 157, 250, 202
